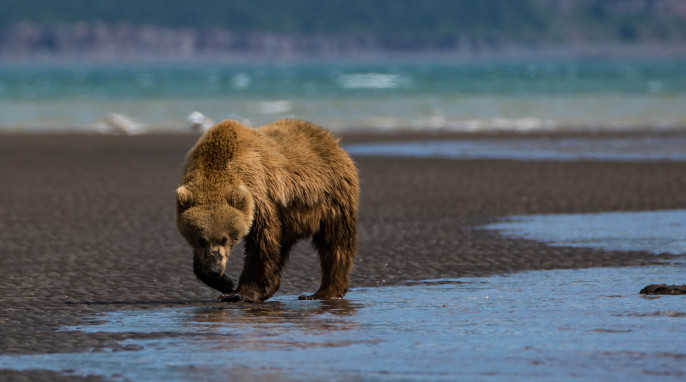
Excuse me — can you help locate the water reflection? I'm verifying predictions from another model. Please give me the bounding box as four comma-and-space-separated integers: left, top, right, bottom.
68, 298, 363, 340
186, 299, 362, 335
164, 300, 368, 353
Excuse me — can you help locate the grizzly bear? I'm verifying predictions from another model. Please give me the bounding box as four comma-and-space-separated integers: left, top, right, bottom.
176, 119, 359, 302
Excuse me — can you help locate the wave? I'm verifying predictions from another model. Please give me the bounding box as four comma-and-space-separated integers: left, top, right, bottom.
337, 73, 413, 89
328, 116, 686, 134
231, 73, 251, 89
257, 100, 292, 115
406, 117, 558, 132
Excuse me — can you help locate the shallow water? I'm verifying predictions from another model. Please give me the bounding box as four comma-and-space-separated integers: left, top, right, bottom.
2, 210, 684, 381
1, 264, 684, 381
344, 136, 686, 162
485, 209, 686, 254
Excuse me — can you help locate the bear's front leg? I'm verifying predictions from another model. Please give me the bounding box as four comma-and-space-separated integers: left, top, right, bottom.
219, 255, 281, 302
220, 227, 284, 303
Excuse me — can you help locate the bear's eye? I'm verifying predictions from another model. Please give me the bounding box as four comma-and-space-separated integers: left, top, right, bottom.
221, 237, 229, 246
198, 237, 208, 248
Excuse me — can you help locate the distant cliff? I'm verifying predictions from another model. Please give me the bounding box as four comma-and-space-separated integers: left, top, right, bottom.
1, 0, 685, 58
0, 23, 539, 57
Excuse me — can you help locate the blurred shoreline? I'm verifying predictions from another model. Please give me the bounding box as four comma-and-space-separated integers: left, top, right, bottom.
3, 124, 686, 142
1, 41, 685, 66
2, 58, 685, 135
3, 123, 686, 139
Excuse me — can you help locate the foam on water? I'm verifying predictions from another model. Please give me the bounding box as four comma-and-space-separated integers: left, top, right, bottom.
256, 100, 293, 115
336, 73, 413, 89
231, 73, 251, 89
1, 210, 685, 381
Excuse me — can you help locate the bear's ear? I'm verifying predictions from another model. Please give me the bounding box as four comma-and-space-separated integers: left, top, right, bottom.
227, 184, 253, 213
176, 185, 194, 211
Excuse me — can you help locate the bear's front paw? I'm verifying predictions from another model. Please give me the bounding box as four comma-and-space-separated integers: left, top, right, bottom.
219, 291, 260, 303
219, 293, 244, 302
196, 272, 235, 294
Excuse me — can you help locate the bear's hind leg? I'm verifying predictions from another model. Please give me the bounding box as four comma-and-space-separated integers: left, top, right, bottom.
300, 221, 356, 300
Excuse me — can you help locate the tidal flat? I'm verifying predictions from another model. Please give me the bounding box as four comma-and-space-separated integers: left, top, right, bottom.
1, 132, 685, 381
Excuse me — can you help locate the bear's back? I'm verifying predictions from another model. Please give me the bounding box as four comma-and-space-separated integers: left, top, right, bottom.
255, 119, 358, 208
258, 119, 338, 150
182, 119, 357, 209
257, 119, 351, 168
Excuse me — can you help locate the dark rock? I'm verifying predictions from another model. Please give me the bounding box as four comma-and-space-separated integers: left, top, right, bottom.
640, 284, 686, 295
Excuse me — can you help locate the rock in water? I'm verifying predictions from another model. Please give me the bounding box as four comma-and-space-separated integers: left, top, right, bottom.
640, 284, 686, 295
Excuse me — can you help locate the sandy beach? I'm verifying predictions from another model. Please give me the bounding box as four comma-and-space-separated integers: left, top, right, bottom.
1, 130, 686, 379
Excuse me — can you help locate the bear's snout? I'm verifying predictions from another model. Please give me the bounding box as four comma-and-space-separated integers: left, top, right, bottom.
193, 248, 227, 277
203, 262, 223, 278
192, 251, 235, 294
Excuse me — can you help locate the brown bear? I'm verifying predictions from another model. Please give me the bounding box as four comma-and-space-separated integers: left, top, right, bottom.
176, 119, 359, 302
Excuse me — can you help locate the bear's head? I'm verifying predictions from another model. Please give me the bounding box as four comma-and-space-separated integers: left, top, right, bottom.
175, 184, 254, 285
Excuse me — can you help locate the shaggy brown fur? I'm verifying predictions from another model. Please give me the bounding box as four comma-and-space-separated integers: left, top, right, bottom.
176, 119, 359, 302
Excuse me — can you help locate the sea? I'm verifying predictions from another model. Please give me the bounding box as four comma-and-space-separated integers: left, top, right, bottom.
1, 57, 685, 134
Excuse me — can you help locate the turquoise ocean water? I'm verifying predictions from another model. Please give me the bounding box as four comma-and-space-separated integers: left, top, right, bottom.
1, 59, 686, 133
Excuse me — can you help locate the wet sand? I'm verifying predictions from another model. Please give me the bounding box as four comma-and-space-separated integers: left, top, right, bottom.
1, 131, 686, 373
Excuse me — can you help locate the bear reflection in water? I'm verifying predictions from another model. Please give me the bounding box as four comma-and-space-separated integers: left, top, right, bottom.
182, 299, 365, 348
